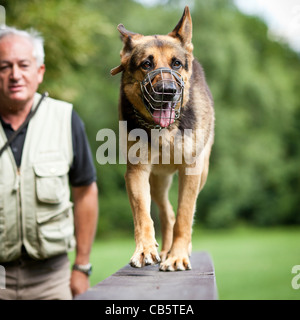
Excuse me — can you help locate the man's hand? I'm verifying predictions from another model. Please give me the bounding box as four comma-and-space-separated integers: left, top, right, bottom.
70, 270, 90, 297
71, 182, 98, 297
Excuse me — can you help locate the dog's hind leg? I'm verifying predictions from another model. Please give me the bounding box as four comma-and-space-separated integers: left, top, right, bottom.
125, 164, 161, 268
198, 140, 212, 193
150, 172, 176, 262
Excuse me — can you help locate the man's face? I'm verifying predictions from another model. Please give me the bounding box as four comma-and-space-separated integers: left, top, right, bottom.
0, 35, 45, 109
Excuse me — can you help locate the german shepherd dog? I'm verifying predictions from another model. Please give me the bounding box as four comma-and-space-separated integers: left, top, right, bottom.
111, 6, 214, 271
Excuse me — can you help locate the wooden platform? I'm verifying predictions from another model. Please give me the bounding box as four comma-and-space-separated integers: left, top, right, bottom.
75, 251, 218, 300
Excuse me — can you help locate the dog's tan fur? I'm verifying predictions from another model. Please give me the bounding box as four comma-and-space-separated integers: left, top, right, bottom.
111, 6, 214, 271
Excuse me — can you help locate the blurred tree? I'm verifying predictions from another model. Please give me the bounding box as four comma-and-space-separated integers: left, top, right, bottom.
189, 0, 300, 227
2, 0, 113, 101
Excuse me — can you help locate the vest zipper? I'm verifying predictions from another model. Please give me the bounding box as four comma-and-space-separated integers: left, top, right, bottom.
13, 168, 23, 245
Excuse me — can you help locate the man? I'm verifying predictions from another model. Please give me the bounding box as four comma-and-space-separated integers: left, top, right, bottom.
0, 27, 98, 299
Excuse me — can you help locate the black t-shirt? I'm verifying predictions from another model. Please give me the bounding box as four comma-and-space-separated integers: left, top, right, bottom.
0, 110, 97, 187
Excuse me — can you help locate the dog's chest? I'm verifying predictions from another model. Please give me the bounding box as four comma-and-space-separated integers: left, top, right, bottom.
149, 127, 195, 166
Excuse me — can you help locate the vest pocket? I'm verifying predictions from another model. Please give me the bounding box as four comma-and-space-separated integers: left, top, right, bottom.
36, 203, 75, 258
34, 161, 69, 204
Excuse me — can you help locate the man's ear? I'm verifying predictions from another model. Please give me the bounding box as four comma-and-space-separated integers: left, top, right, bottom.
168, 6, 193, 51
37, 64, 46, 84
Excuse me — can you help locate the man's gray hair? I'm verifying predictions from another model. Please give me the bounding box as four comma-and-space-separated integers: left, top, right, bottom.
0, 26, 45, 67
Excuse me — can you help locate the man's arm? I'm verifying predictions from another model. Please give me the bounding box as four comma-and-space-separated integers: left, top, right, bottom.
70, 181, 98, 297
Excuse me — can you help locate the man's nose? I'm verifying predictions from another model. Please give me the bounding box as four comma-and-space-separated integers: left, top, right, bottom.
10, 65, 22, 80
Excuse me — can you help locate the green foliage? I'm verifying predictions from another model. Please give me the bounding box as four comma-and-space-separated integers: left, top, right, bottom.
3, 0, 300, 231
191, 1, 300, 227
3, 0, 113, 100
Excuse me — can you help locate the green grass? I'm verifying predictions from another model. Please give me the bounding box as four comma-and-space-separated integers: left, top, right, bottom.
69, 226, 300, 300
192, 226, 300, 300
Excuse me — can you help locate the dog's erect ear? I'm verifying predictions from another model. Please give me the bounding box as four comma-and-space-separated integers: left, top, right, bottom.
111, 24, 143, 76
168, 6, 193, 50
117, 24, 143, 51
117, 24, 140, 40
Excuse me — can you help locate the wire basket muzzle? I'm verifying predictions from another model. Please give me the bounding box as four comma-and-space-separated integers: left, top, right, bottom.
140, 68, 184, 128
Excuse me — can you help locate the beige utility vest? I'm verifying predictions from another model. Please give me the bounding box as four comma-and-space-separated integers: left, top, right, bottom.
0, 93, 76, 263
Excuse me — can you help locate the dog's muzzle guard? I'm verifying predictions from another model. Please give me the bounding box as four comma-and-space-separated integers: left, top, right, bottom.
140, 68, 184, 129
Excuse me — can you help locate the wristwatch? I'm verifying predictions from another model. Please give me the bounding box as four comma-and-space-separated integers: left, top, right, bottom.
72, 263, 92, 276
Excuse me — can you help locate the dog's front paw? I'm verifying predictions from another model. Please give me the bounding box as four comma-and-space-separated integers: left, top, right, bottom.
159, 254, 191, 271
130, 244, 161, 268
159, 250, 169, 262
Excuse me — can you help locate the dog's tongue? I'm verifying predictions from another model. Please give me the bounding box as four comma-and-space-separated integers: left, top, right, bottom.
152, 104, 175, 128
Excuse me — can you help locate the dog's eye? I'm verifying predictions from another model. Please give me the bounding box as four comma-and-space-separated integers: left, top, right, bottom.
172, 60, 182, 70
141, 61, 152, 70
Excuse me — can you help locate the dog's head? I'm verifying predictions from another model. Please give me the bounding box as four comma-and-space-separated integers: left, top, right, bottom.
111, 6, 194, 129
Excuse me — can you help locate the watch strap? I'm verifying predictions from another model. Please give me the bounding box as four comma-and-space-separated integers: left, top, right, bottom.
72, 263, 92, 276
